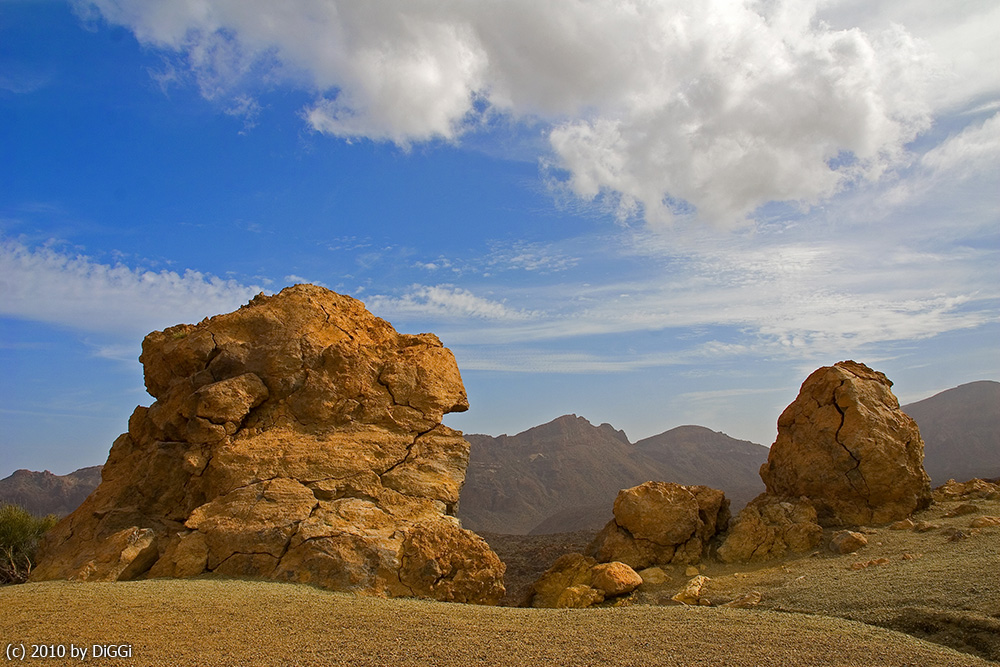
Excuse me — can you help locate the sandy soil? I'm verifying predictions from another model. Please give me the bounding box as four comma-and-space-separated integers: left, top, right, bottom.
1, 497, 996, 666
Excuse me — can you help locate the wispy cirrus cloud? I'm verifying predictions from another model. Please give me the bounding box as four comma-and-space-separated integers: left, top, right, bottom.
367, 284, 538, 322
401, 221, 999, 369
921, 112, 1000, 178
0, 239, 264, 336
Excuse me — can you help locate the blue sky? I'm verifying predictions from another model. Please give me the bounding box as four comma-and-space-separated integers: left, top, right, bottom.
2, 0, 998, 478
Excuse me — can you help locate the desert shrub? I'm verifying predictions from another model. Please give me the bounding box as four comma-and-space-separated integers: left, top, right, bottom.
0, 504, 58, 584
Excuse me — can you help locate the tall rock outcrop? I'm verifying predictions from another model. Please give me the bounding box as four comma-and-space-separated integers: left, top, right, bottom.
30, 285, 504, 604
720, 360, 932, 563
761, 360, 931, 526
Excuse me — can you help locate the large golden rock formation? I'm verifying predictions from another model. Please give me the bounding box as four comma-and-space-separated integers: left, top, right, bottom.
719, 360, 932, 563
761, 360, 932, 526
30, 285, 504, 604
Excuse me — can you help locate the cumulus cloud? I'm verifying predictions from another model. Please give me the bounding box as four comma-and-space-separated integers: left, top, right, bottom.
73, 0, 996, 225
0, 240, 264, 336
367, 284, 538, 321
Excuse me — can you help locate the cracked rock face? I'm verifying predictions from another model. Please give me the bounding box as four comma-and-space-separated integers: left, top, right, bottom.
717, 495, 823, 563
760, 360, 932, 527
30, 284, 505, 604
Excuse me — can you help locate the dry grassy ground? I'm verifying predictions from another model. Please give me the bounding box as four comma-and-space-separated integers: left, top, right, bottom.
1, 579, 991, 666
1, 497, 996, 666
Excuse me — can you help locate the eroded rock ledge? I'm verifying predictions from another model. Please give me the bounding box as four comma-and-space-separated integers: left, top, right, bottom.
30, 284, 504, 604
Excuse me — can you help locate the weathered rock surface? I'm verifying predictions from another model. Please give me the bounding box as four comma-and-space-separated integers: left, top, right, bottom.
717, 495, 823, 563
588, 482, 730, 569
970, 516, 1000, 528
760, 361, 932, 527
718, 361, 933, 563
526, 553, 642, 608
637, 566, 669, 585
30, 284, 504, 604
591, 561, 644, 597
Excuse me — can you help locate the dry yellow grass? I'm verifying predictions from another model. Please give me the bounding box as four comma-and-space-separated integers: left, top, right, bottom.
0, 578, 991, 666
1, 497, 996, 666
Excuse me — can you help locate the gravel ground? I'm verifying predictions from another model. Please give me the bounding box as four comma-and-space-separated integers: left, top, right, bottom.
0, 578, 991, 666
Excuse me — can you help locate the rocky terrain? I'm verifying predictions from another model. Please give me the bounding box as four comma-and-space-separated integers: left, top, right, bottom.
4, 337, 999, 664
3, 489, 996, 667
28, 285, 504, 603
478, 483, 1000, 663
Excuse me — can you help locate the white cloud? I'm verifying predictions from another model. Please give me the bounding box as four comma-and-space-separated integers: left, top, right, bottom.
485, 240, 579, 274
367, 284, 538, 322
410, 225, 998, 370
0, 239, 264, 336
816, 0, 1000, 113
284, 274, 327, 288
921, 112, 1000, 177
76, 0, 1000, 225
453, 340, 754, 374
224, 94, 262, 133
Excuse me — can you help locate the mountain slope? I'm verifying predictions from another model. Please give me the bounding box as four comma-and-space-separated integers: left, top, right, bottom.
633, 425, 769, 508
458, 415, 768, 534
0, 466, 103, 516
903, 380, 1000, 485
459, 415, 644, 534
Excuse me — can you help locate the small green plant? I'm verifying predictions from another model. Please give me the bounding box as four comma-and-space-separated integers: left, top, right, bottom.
0, 504, 58, 584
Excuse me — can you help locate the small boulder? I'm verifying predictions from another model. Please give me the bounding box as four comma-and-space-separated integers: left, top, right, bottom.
557, 584, 605, 609
722, 590, 762, 608
970, 516, 1000, 528
638, 567, 670, 586
672, 575, 710, 605
591, 562, 643, 597
589, 482, 730, 569
933, 479, 1000, 501
527, 554, 640, 608
830, 530, 868, 554
850, 557, 891, 570
888, 518, 915, 530
528, 553, 596, 608
944, 503, 979, 517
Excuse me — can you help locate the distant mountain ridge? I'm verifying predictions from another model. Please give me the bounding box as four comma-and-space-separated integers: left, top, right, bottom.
458, 415, 769, 534
0, 467, 103, 517
460, 380, 1000, 534
903, 380, 1000, 485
